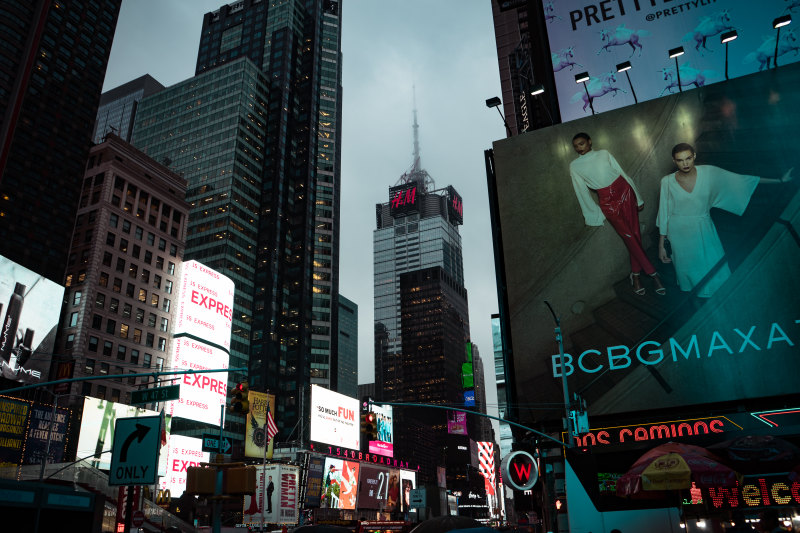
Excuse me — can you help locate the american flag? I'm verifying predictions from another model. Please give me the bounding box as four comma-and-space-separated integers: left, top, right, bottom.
266, 402, 278, 443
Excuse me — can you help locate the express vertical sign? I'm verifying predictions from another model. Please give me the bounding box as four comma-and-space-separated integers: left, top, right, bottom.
169, 260, 235, 426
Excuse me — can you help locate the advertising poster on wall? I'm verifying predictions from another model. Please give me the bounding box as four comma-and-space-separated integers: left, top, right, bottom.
243, 464, 299, 526
541, 0, 800, 122
158, 435, 208, 498
491, 62, 800, 418
309, 385, 359, 450
447, 410, 467, 435
167, 337, 228, 426
22, 403, 70, 466
399, 470, 417, 513
0, 396, 30, 466
304, 454, 325, 507
319, 457, 360, 510
245, 391, 276, 459
0, 255, 64, 384
369, 403, 394, 457
76, 397, 169, 474
357, 465, 401, 511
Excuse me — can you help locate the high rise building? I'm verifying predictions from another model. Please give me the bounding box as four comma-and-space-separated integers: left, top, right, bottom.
136, 0, 343, 438
56, 134, 188, 406
373, 111, 465, 402
132, 57, 270, 422
93, 74, 164, 144
0, 0, 122, 283
337, 294, 357, 397
492, 314, 513, 457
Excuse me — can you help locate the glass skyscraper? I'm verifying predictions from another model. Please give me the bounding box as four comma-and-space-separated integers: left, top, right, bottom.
93, 74, 164, 144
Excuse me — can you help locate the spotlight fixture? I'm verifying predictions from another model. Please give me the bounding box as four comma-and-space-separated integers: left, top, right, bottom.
720, 29, 738, 43
668, 46, 685, 58
616, 61, 637, 103
616, 61, 632, 72
573, 72, 594, 114
773, 14, 792, 29
574, 72, 590, 84
530, 84, 544, 96
485, 96, 502, 108
485, 96, 511, 136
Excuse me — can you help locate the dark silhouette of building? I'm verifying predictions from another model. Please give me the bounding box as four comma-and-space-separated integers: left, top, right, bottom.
0, 0, 122, 283
93, 74, 164, 144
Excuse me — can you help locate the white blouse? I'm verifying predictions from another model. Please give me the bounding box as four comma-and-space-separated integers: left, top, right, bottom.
569, 149, 643, 226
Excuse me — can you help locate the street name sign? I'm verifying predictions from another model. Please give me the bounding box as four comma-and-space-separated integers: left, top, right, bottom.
202, 433, 232, 453
131, 384, 180, 405
109, 415, 161, 486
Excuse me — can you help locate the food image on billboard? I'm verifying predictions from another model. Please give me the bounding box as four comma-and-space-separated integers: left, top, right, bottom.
166, 337, 228, 426
369, 403, 394, 457
309, 384, 359, 450
357, 465, 400, 511
174, 260, 235, 350
0, 255, 65, 383
400, 470, 417, 512
76, 397, 169, 475
319, 457, 360, 510
159, 435, 208, 498
541, 0, 800, 123
447, 410, 467, 435
243, 464, 299, 526
491, 62, 800, 418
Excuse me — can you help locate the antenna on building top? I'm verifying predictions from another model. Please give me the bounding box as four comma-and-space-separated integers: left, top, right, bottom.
394, 85, 435, 191
412, 85, 420, 173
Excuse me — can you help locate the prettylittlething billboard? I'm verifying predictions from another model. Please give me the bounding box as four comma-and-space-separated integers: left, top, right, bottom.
491, 62, 800, 418
309, 385, 360, 450
159, 435, 208, 498
169, 260, 234, 425
542, 0, 800, 122
0, 255, 64, 383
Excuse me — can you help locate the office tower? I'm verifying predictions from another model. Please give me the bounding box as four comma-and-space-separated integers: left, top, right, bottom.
93, 74, 164, 144
492, 314, 513, 456
490, 0, 559, 133
132, 57, 269, 418
56, 134, 188, 405
470, 345, 493, 442
337, 294, 358, 397
0, 0, 122, 283
373, 112, 465, 403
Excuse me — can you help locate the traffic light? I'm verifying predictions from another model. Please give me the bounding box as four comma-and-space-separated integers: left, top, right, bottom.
229, 381, 249, 414
364, 411, 378, 441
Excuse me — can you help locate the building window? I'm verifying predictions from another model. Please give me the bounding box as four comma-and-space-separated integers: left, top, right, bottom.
156, 256, 164, 270
129, 264, 138, 278
85, 358, 95, 374
144, 251, 152, 264
65, 334, 75, 350
122, 303, 131, 318
122, 220, 131, 234
157, 337, 166, 352
160, 317, 168, 332
95, 292, 105, 308
103, 341, 113, 357
145, 333, 154, 348
169, 244, 177, 257
106, 319, 116, 335
113, 277, 122, 293
120, 324, 129, 339
147, 233, 155, 246
141, 269, 150, 283
135, 308, 144, 324
161, 298, 171, 313
164, 280, 172, 294
81, 382, 92, 396
69, 312, 78, 327
88, 336, 99, 352
119, 238, 128, 253
103, 252, 112, 267
116, 258, 125, 273
96, 385, 106, 399
110, 298, 119, 313
133, 328, 142, 343
106, 232, 115, 246
153, 274, 162, 289
130, 349, 139, 365
158, 238, 166, 251
138, 288, 147, 302
83, 229, 93, 243
125, 283, 134, 297
132, 244, 141, 259
156, 357, 164, 371
150, 294, 159, 307
111, 389, 120, 402
148, 313, 156, 327
73, 291, 82, 306
135, 226, 143, 240
92, 314, 102, 329
168, 262, 175, 275
143, 353, 152, 368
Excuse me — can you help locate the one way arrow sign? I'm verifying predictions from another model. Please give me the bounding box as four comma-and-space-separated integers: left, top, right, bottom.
109, 416, 161, 486
202, 433, 232, 454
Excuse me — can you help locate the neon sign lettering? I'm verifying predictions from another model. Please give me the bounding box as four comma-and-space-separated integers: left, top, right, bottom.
552, 320, 799, 377
701, 477, 800, 509
567, 416, 737, 448
451, 195, 463, 218
390, 186, 416, 209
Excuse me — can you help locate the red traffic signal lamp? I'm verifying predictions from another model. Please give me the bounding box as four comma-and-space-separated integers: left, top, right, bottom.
363, 411, 377, 441
229, 381, 250, 414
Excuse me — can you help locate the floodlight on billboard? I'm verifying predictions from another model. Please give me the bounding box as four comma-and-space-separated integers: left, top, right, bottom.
159, 435, 208, 498
309, 385, 360, 450
0, 255, 65, 384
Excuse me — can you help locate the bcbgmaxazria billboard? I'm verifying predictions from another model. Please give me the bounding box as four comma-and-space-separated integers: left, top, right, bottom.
543, 0, 800, 122
491, 61, 800, 418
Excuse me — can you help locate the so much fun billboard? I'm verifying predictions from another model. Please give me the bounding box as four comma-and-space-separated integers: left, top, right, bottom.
490, 60, 800, 418
543, 0, 800, 122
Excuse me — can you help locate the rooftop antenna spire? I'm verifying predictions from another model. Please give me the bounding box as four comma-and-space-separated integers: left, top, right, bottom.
412, 85, 420, 173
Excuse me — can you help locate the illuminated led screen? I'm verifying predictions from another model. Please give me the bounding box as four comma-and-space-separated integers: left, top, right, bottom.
309, 385, 360, 450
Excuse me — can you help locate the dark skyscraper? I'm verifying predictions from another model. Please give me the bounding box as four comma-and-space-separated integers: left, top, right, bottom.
93, 74, 164, 144
0, 0, 122, 283
138, 0, 343, 438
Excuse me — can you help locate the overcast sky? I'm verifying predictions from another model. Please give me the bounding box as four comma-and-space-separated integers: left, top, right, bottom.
103, 0, 506, 418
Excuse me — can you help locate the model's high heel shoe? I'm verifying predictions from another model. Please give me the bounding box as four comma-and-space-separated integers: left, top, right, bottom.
650, 272, 666, 295
630, 272, 645, 296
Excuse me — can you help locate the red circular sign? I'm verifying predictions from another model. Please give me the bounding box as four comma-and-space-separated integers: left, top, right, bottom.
132, 510, 145, 527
